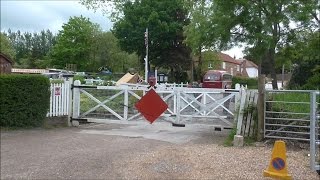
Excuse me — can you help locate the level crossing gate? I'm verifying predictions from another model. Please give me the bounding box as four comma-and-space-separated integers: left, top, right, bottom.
264, 90, 320, 172
71, 81, 240, 129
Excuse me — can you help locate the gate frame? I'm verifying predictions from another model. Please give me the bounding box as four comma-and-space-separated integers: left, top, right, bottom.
71, 81, 240, 128
263, 89, 320, 172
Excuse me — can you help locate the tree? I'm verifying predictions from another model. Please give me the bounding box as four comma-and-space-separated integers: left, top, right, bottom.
82, 0, 192, 82
4, 29, 56, 68
0, 33, 16, 60
283, 31, 320, 89
184, 0, 213, 81
191, 0, 319, 89
51, 16, 101, 71
91, 31, 139, 73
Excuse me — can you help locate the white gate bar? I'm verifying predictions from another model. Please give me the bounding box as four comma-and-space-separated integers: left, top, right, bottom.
79, 89, 124, 120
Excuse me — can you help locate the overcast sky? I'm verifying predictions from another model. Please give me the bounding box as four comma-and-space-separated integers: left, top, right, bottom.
0, 0, 113, 33
0, 0, 244, 58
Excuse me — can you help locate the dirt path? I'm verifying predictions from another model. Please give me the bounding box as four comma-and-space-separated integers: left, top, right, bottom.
1, 123, 318, 180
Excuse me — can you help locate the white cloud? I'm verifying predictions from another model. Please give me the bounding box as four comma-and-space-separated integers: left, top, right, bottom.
0, 0, 113, 33
222, 46, 245, 59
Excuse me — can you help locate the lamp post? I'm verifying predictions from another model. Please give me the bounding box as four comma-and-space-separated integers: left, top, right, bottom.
144, 28, 148, 82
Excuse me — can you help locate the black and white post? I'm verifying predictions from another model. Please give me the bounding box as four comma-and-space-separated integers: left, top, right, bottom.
144, 28, 149, 82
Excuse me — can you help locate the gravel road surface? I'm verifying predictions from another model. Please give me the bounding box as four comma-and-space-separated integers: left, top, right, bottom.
1, 122, 318, 180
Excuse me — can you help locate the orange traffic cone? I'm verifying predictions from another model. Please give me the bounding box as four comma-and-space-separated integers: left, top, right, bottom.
263, 140, 292, 180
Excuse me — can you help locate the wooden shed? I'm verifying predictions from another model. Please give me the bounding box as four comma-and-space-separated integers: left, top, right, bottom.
0, 53, 14, 74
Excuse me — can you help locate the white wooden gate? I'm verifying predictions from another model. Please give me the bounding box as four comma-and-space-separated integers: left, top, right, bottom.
47, 80, 72, 117
72, 81, 240, 128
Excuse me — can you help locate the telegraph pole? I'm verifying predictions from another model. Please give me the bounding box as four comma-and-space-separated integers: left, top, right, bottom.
144, 28, 148, 82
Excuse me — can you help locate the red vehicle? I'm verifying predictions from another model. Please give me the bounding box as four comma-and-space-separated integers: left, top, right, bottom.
202, 70, 233, 89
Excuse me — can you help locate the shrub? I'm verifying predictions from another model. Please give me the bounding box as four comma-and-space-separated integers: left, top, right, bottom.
232, 76, 258, 89
74, 75, 86, 84
0, 74, 50, 127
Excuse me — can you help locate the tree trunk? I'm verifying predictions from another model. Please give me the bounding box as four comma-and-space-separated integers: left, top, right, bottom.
191, 57, 194, 82
268, 48, 278, 89
197, 47, 202, 81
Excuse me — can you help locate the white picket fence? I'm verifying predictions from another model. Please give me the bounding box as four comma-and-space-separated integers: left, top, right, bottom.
47, 80, 71, 117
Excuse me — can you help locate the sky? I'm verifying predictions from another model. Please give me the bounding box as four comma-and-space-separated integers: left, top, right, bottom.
0, 0, 113, 33
0, 0, 244, 58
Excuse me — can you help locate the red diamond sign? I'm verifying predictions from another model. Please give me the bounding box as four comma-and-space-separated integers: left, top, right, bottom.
135, 89, 168, 124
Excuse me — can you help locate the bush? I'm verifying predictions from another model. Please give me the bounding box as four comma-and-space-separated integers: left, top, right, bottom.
232, 76, 258, 89
302, 72, 320, 90
0, 74, 50, 127
74, 75, 86, 84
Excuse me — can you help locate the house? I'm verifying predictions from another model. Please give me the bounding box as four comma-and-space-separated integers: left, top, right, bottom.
0, 53, 14, 74
217, 52, 242, 76
237, 58, 259, 78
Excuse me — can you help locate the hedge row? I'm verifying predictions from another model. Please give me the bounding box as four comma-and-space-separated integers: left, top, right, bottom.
0, 74, 50, 127
232, 76, 258, 89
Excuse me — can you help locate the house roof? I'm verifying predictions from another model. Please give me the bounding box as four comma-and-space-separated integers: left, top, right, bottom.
218, 52, 241, 65
0, 53, 14, 64
237, 58, 258, 68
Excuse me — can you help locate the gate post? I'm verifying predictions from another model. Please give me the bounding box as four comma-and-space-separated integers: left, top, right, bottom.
310, 91, 317, 171
176, 89, 181, 123
257, 74, 265, 141
67, 77, 73, 126
72, 80, 81, 119
124, 89, 128, 120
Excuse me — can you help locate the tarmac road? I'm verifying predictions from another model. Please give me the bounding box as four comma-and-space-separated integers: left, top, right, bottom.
1, 122, 318, 180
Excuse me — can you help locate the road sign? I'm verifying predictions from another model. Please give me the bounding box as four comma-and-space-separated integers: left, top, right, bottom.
54, 87, 61, 96
135, 89, 168, 124
272, 157, 285, 171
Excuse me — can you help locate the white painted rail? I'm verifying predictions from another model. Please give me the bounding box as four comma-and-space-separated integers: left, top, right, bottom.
47, 80, 71, 117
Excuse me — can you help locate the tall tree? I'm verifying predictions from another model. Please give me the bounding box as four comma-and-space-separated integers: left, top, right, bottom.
4, 29, 56, 68
91, 31, 139, 73
51, 16, 101, 71
191, 0, 319, 89
82, 0, 192, 82
0, 33, 16, 60
184, 0, 213, 81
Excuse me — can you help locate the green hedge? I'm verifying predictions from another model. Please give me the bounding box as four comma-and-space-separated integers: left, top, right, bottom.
232, 76, 258, 89
0, 74, 50, 127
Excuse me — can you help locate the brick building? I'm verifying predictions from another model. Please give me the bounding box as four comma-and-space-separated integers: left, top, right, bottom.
217, 52, 241, 76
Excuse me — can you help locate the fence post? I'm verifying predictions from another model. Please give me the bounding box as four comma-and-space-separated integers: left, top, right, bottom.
257, 74, 265, 141
236, 87, 247, 135
72, 80, 81, 119
67, 77, 73, 126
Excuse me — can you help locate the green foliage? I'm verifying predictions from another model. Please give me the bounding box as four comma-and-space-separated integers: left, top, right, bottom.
201, 51, 220, 73
187, 0, 318, 89
111, 0, 192, 82
50, 79, 64, 84
232, 77, 258, 89
287, 31, 320, 90
302, 71, 320, 90
224, 127, 237, 146
0, 32, 16, 59
51, 16, 101, 71
74, 75, 86, 84
4, 29, 56, 68
93, 32, 139, 73
0, 75, 50, 127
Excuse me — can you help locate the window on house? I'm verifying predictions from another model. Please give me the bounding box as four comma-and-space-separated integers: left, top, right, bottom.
237, 65, 240, 71
222, 62, 226, 69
